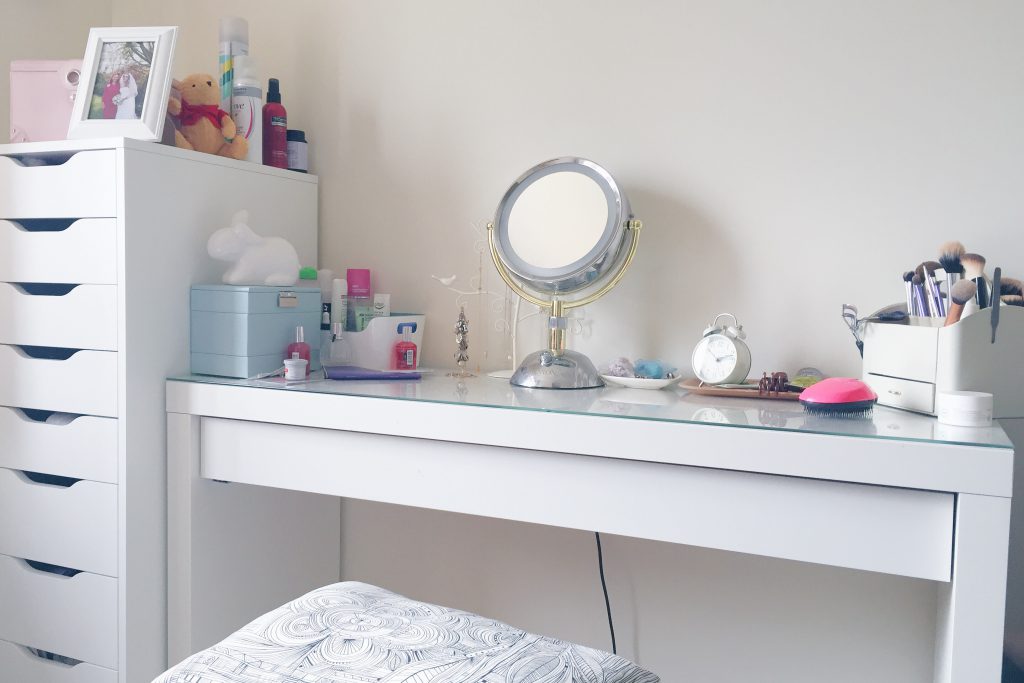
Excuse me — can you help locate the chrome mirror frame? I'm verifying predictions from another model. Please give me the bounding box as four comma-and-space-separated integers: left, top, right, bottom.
488, 157, 642, 389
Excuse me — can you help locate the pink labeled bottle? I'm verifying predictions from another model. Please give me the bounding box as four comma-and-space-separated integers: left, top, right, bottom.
262, 78, 288, 168
393, 322, 418, 370
285, 325, 311, 376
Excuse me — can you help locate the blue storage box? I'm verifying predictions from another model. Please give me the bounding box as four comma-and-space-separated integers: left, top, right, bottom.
190, 284, 321, 378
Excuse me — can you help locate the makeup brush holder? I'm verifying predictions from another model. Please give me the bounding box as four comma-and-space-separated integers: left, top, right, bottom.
338, 314, 425, 371
861, 305, 1024, 418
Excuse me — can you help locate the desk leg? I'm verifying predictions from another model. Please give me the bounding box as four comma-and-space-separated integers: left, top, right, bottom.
167, 412, 199, 665
167, 412, 342, 666
934, 493, 1011, 682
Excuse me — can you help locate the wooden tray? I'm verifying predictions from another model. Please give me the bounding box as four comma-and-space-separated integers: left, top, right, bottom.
680, 378, 802, 401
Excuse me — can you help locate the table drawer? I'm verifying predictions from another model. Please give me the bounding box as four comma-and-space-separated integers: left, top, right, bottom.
0, 283, 117, 351
0, 554, 117, 669
866, 373, 936, 415
0, 219, 117, 284
0, 407, 117, 483
0, 150, 116, 219
0, 345, 117, 417
0, 468, 117, 576
0, 639, 117, 683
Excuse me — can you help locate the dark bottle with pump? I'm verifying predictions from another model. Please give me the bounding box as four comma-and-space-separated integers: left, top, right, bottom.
262, 78, 288, 168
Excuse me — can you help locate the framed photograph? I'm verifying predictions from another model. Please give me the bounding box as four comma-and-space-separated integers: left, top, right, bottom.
68, 26, 178, 141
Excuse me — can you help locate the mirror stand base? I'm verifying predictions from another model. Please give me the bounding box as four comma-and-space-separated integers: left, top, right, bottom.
510, 349, 605, 390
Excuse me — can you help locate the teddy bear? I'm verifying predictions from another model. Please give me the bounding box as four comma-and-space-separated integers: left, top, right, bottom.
167, 73, 248, 160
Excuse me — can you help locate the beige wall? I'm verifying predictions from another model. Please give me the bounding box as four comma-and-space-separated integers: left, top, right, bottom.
0, 0, 112, 138
6, 1, 1020, 679
115, 0, 1024, 384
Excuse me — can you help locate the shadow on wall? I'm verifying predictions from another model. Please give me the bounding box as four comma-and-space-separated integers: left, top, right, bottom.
572, 185, 740, 369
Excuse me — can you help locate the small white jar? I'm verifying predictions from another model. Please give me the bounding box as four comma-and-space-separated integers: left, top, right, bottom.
283, 357, 308, 381
937, 391, 993, 427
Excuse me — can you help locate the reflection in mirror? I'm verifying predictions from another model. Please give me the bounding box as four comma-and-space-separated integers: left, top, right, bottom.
507, 171, 609, 270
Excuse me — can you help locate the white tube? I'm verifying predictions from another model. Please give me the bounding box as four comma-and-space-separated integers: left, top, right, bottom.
331, 278, 348, 330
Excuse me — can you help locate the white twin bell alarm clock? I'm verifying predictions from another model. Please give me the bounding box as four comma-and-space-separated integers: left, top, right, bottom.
691, 313, 752, 385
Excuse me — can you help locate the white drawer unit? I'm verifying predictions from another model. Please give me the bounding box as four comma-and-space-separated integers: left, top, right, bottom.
0, 218, 117, 284
0, 138, 319, 682
0, 468, 117, 576
0, 639, 117, 683
0, 554, 118, 669
0, 150, 116, 219
0, 345, 117, 417
0, 282, 118, 350
0, 407, 117, 483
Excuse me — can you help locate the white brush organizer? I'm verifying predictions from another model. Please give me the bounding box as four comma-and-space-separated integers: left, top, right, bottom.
862, 305, 1024, 417
339, 315, 425, 370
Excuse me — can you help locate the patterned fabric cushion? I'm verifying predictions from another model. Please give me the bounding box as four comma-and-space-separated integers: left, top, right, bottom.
155, 581, 659, 682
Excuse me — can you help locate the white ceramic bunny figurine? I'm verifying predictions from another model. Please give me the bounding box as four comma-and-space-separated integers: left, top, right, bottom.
207, 210, 301, 286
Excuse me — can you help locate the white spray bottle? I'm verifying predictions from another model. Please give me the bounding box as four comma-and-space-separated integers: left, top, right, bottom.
230, 55, 262, 163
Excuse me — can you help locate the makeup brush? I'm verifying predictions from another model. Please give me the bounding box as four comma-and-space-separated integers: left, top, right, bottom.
1002, 295, 1024, 307
938, 241, 966, 304
944, 280, 977, 327
999, 277, 1023, 297
911, 274, 929, 319
916, 261, 944, 316
903, 271, 916, 315
961, 252, 989, 307
991, 267, 1001, 343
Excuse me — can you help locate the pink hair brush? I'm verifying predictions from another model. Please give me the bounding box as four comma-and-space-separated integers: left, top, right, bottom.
799, 377, 877, 418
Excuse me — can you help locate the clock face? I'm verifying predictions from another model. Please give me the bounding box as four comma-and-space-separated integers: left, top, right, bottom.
692, 333, 749, 385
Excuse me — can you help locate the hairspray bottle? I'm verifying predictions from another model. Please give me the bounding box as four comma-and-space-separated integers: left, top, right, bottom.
218, 17, 249, 113
262, 78, 288, 168
230, 55, 262, 163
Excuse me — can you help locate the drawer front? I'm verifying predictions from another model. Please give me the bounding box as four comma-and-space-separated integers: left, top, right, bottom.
0, 219, 117, 284
0, 283, 117, 351
0, 151, 116, 219
0, 407, 117, 483
0, 639, 117, 683
0, 468, 117, 576
862, 322, 939, 383
865, 373, 936, 414
0, 554, 117, 669
0, 345, 117, 417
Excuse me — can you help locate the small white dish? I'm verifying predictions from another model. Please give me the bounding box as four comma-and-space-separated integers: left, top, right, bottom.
600, 374, 683, 390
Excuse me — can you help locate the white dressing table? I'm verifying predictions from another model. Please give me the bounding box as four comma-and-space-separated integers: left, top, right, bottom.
166, 374, 1013, 682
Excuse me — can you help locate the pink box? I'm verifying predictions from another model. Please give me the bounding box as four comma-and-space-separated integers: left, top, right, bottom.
9, 59, 83, 143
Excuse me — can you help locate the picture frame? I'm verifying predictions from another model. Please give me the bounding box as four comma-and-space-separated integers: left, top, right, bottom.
67, 26, 178, 141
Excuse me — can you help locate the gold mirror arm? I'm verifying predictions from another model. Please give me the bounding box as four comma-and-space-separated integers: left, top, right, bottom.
486, 223, 551, 310
563, 220, 642, 311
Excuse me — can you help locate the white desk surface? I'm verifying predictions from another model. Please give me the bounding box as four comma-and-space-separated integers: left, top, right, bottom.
166, 373, 1014, 681
168, 373, 1012, 496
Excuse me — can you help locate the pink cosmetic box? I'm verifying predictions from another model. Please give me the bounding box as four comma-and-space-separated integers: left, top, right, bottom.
9, 59, 83, 143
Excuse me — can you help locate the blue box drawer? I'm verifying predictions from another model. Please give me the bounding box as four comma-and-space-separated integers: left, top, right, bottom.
190, 285, 321, 378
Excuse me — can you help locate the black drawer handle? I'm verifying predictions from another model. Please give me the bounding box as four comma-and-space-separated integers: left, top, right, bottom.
9, 407, 83, 425
21, 558, 82, 577
19, 470, 83, 488
9, 283, 80, 297
5, 218, 79, 233
25, 646, 84, 667
12, 345, 82, 360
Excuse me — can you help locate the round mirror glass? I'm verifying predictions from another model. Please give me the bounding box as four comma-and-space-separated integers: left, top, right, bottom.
507, 171, 608, 270
494, 158, 628, 295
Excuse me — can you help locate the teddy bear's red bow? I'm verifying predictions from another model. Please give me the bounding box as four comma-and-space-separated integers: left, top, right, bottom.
177, 102, 229, 129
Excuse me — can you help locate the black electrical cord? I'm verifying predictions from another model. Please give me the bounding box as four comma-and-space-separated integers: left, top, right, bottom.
595, 531, 617, 655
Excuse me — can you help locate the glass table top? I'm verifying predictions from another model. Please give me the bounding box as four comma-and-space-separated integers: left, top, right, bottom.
169, 372, 1014, 450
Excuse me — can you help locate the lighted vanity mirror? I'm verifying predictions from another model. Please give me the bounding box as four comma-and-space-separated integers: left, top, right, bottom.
488, 157, 642, 389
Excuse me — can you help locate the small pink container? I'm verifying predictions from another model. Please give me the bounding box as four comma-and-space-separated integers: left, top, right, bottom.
346, 269, 371, 298
10, 59, 82, 143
